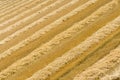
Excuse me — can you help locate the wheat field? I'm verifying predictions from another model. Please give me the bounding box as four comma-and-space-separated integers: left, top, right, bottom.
0, 0, 120, 80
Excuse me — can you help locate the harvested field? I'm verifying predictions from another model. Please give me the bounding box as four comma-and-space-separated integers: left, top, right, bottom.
0, 0, 120, 80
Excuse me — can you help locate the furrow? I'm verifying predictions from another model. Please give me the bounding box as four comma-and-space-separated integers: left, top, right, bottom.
13, 1, 120, 79
0, 1, 119, 80
0, 0, 70, 40
0, 0, 24, 10
0, 0, 44, 12
0, 0, 33, 13
0, 0, 115, 69
0, 0, 74, 53
0, 0, 45, 23
58, 32, 120, 80
0, 0, 90, 71
101, 64, 120, 80
0, 0, 111, 53
0, 0, 21, 10
0, 0, 58, 30
0, 0, 118, 80
25, 15, 120, 80
73, 45, 120, 80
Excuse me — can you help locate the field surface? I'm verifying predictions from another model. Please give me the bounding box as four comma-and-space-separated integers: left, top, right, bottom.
0, 0, 120, 80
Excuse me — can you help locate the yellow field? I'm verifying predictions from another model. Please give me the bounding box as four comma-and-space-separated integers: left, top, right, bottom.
0, 0, 120, 80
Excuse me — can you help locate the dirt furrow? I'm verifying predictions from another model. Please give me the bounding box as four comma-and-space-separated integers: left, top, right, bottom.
58, 33, 120, 80
0, 0, 45, 23
0, 0, 91, 72
0, 2, 119, 80
0, 0, 58, 30
0, 0, 110, 53
0, 0, 119, 80
0, 0, 71, 40
25, 15, 120, 80
74, 44, 120, 80
0, 0, 113, 70
101, 64, 120, 80
0, 0, 26, 11
0, 0, 21, 10
0, 0, 34, 14
0, 0, 77, 54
